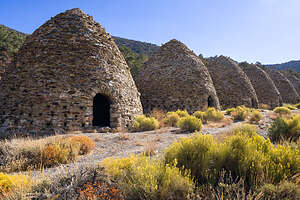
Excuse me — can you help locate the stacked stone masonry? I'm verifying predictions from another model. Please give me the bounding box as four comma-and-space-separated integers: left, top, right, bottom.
266, 69, 299, 104
205, 56, 259, 109
281, 71, 300, 96
242, 64, 282, 109
0, 8, 143, 137
136, 39, 220, 114
0, 48, 11, 81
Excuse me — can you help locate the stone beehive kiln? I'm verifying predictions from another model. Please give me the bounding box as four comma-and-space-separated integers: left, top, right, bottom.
0, 8, 143, 137
242, 64, 282, 109
0, 48, 11, 80
266, 69, 299, 104
205, 56, 259, 109
135, 39, 220, 113
280, 71, 300, 96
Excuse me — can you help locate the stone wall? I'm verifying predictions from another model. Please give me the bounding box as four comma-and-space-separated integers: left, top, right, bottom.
135, 39, 220, 113
0, 8, 143, 137
266, 69, 299, 104
206, 56, 259, 109
242, 64, 282, 108
281, 71, 300, 96
0, 48, 11, 80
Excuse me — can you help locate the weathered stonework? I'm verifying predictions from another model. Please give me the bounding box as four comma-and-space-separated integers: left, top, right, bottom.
205, 56, 259, 109
242, 64, 282, 109
266, 69, 299, 104
0, 8, 143, 137
0, 48, 11, 80
135, 39, 220, 113
281, 71, 300, 96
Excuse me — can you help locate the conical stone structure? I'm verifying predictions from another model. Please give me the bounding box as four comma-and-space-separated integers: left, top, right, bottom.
241, 63, 282, 109
281, 71, 300, 96
266, 69, 299, 104
0, 8, 143, 137
135, 39, 220, 113
205, 56, 259, 109
0, 48, 11, 80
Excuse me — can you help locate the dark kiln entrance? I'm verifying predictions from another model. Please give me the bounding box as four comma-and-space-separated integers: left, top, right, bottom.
93, 94, 110, 127
208, 96, 214, 107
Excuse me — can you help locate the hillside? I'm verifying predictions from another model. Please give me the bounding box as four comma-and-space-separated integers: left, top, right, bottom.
266, 60, 300, 72
0, 25, 159, 56
113, 36, 159, 56
0, 25, 27, 54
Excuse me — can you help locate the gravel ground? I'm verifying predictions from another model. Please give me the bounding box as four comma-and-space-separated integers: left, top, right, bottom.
28, 111, 275, 181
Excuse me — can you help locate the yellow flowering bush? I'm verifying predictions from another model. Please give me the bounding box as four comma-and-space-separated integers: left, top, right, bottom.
193, 108, 224, 123
101, 155, 194, 200
273, 107, 291, 116
177, 116, 202, 132
164, 112, 180, 127
0, 172, 32, 195
165, 128, 300, 189
131, 115, 159, 132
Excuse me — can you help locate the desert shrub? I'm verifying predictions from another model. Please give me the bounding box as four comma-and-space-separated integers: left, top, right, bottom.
295, 102, 300, 109
249, 110, 262, 123
204, 107, 224, 122
131, 115, 159, 132
231, 124, 258, 138
0, 172, 32, 196
194, 108, 224, 123
193, 111, 205, 121
230, 106, 249, 121
225, 108, 236, 115
164, 112, 180, 127
68, 136, 95, 155
149, 108, 166, 128
259, 181, 300, 200
101, 155, 195, 200
165, 132, 300, 190
177, 116, 202, 132
283, 103, 297, 110
273, 106, 291, 116
40, 139, 80, 168
175, 110, 189, 118
268, 115, 300, 143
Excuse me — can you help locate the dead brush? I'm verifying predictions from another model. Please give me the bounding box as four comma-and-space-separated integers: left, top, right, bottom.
118, 132, 130, 141
142, 139, 158, 156
206, 117, 233, 128
149, 108, 166, 128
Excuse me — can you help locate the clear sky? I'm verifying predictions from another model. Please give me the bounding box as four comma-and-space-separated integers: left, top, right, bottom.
1, 0, 299, 64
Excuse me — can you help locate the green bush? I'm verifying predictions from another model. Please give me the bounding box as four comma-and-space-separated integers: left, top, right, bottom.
230, 106, 249, 121
131, 115, 159, 132
177, 116, 202, 132
164, 112, 180, 127
273, 107, 291, 116
165, 131, 300, 190
268, 115, 300, 142
249, 109, 262, 123
259, 181, 300, 200
101, 156, 195, 200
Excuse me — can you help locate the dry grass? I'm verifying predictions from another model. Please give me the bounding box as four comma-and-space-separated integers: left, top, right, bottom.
149, 108, 166, 128
206, 117, 233, 128
0, 135, 95, 173
259, 104, 271, 110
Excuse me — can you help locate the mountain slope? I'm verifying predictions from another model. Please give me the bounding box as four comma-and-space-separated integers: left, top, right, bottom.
266, 60, 300, 72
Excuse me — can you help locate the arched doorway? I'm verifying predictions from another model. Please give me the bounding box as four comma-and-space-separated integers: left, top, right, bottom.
208, 96, 214, 107
92, 94, 110, 127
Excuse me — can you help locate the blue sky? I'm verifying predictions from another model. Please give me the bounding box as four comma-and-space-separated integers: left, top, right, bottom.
1, 0, 299, 64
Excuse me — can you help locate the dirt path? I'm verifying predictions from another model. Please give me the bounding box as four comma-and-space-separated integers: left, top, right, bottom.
29, 119, 246, 181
